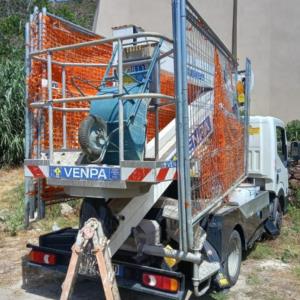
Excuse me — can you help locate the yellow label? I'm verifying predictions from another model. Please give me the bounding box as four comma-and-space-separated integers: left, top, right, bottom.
238, 93, 245, 104
219, 278, 230, 286
249, 127, 260, 135
164, 245, 177, 268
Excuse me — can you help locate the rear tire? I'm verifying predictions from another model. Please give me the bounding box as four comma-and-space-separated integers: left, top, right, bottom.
224, 230, 242, 287
270, 197, 283, 238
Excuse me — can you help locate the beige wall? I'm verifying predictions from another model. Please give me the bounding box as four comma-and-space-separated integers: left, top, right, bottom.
94, 0, 300, 123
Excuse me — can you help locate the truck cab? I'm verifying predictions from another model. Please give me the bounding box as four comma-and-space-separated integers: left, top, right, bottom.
248, 116, 289, 213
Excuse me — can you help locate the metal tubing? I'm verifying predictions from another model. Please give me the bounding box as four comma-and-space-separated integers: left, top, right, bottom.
118, 40, 124, 163
154, 55, 161, 160
62, 67, 67, 149
232, 0, 238, 60
31, 56, 108, 67
31, 51, 172, 68
30, 93, 175, 107
54, 107, 89, 112
154, 105, 159, 159
142, 244, 201, 264
24, 22, 31, 227
180, 0, 194, 250
47, 52, 54, 162
25, 22, 31, 160
173, 0, 188, 252
244, 58, 251, 174
30, 32, 173, 57
37, 10, 45, 219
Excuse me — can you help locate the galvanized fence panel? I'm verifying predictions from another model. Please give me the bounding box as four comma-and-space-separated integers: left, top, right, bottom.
186, 2, 247, 222
173, 0, 249, 250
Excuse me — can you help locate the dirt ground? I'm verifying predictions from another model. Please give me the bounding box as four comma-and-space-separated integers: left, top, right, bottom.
0, 168, 299, 300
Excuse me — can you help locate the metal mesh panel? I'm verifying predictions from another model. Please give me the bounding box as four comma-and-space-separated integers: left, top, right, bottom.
28, 13, 176, 156
28, 13, 112, 155
185, 5, 246, 218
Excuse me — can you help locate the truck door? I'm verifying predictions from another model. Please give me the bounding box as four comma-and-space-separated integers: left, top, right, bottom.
275, 126, 288, 197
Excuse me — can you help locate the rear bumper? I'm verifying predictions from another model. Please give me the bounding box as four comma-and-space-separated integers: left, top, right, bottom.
26, 244, 186, 300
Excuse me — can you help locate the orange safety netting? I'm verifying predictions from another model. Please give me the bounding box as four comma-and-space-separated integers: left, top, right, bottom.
29, 14, 112, 153
29, 14, 176, 153
192, 50, 245, 212
28, 13, 177, 202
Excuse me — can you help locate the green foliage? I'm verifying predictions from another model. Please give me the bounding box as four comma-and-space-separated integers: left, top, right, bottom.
210, 291, 229, 300
0, 58, 25, 166
4, 184, 25, 236
249, 243, 273, 259
286, 120, 300, 141
0, 0, 96, 167
288, 205, 300, 233
281, 246, 299, 263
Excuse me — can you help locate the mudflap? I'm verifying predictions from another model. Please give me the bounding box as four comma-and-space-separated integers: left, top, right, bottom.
264, 219, 280, 237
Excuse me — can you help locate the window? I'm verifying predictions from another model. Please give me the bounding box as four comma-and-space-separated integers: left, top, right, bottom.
276, 126, 287, 164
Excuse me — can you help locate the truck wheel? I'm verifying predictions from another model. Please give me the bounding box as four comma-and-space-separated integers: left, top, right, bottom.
79, 198, 118, 237
224, 230, 242, 287
271, 198, 283, 237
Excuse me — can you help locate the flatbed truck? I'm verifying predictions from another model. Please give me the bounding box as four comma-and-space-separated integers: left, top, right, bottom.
23, 2, 288, 299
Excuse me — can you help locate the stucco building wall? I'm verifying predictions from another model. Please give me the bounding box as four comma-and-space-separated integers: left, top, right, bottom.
93, 0, 300, 122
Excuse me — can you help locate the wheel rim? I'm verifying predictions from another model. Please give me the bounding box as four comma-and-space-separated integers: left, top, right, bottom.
227, 238, 240, 279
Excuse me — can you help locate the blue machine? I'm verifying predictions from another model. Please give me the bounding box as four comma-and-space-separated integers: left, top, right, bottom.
78, 40, 162, 165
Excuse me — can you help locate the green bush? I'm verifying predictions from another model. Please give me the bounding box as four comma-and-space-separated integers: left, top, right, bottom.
4, 184, 25, 236
0, 58, 25, 166
286, 120, 300, 141
0, 0, 96, 167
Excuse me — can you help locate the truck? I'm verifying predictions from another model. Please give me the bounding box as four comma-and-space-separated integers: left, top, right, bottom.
23, 2, 288, 299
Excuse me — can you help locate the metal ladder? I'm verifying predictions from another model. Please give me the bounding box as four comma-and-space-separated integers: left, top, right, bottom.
60, 218, 120, 300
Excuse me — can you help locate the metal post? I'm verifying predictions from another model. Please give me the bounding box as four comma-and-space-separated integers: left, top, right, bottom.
154, 61, 160, 160
155, 104, 159, 160
232, 0, 238, 60
24, 21, 31, 227
62, 66, 67, 149
37, 11, 43, 159
173, 0, 188, 252
47, 52, 54, 162
180, 0, 194, 250
37, 9, 45, 219
118, 39, 124, 163
244, 58, 251, 175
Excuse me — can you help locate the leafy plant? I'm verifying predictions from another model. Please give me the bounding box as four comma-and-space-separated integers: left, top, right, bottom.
286, 120, 300, 141
4, 184, 25, 235
0, 58, 25, 166
0, 0, 97, 167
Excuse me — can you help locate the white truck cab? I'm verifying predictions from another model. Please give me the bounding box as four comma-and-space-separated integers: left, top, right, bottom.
248, 116, 289, 212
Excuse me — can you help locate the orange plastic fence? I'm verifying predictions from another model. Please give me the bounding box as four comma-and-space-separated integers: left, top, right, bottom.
28, 13, 245, 209
29, 15, 112, 154
193, 50, 244, 210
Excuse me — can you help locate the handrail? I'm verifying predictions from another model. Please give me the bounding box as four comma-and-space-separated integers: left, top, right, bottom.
31, 48, 174, 68
29, 32, 173, 57
30, 93, 175, 108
